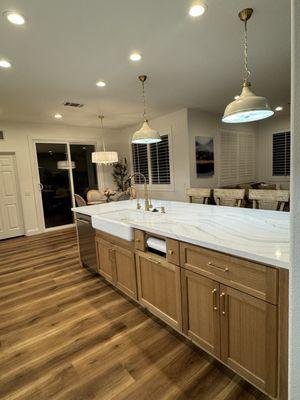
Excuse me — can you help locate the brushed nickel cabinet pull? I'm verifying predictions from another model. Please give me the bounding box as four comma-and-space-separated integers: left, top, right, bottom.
148, 257, 161, 265
207, 261, 229, 273
168, 249, 174, 255
212, 288, 218, 311
135, 239, 141, 243
220, 292, 226, 315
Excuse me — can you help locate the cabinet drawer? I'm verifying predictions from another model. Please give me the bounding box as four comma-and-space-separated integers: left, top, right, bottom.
180, 243, 278, 304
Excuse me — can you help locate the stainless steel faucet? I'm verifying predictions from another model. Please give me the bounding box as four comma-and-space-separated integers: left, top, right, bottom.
129, 172, 152, 211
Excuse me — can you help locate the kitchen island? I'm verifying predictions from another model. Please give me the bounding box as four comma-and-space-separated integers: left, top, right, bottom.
73, 200, 289, 400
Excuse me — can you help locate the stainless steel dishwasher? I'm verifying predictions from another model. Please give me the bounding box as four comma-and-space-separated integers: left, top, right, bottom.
75, 213, 98, 274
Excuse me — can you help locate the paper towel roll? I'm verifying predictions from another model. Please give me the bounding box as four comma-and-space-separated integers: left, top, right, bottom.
146, 237, 166, 253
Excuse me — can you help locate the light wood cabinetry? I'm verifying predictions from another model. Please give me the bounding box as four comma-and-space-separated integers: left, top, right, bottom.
166, 238, 180, 265
95, 237, 114, 283
95, 232, 137, 299
181, 269, 220, 356
134, 229, 146, 251
180, 242, 278, 304
114, 244, 137, 299
136, 251, 182, 331
95, 228, 287, 399
181, 267, 279, 397
220, 285, 278, 397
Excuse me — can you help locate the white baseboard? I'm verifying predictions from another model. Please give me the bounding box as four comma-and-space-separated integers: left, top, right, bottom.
25, 228, 41, 236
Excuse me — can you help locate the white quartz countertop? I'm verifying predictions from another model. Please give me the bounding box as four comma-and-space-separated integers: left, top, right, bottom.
72, 200, 290, 269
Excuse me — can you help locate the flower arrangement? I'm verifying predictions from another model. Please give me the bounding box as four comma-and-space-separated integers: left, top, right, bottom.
103, 188, 116, 202
112, 158, 131, 192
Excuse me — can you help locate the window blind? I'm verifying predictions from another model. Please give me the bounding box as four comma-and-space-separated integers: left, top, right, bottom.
219, 131, 255, 185
131, 134, 171, 185
131, 143, 149, 183
272, 132, 290, 176
150, 135, 171, 184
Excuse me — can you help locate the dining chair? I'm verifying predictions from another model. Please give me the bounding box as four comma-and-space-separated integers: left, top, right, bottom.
213, 189, 245, 207
186, 188, 212, 204
74, 194, 87, 207
111, 191, 131, 202
249, 189, 290, 211
86, 189, 106, 205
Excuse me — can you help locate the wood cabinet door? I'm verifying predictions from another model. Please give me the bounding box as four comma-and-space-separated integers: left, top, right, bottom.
95, 238, 114, 283
181, 269, 220, 357
113, 245, 137, 299
136, 252, 182, 331
220, 285, 278, 397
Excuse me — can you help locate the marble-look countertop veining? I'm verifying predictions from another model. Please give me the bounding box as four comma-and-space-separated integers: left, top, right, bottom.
72, 199, 290, 269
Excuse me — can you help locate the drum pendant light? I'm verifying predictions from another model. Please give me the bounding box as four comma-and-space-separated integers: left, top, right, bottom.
92, 115, 118, 165
132, 75, 161, 144
222, 8, 274, 123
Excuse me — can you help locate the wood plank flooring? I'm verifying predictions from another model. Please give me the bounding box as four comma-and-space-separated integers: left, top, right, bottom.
0, 229, 270, 400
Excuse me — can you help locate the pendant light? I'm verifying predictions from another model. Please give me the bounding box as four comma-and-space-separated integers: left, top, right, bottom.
92, 115, 118, 165
222, 8, 274, 123
132, 75, 161, 144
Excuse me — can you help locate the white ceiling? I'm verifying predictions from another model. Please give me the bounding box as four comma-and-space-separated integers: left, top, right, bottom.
0, 0, 291, 128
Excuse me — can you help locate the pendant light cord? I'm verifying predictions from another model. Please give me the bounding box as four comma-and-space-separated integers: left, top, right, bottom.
142, 81, 147, 121
243, 20, 251, 84
99, 115, 106, 152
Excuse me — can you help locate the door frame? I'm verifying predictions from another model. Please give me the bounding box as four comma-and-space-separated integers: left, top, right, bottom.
0, 152, 25, 239
31, 138, 103, 233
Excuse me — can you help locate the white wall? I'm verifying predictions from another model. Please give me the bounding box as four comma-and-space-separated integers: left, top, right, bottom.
0, 121, 124, 235
256, 114, 291, 189
188, 109, 220, 188
289, 0, 300, 398
123, 108, 190, 202
188, 108, 258, 188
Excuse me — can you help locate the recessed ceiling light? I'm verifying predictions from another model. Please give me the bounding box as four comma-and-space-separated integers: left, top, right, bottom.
275, 106, 283, 112
189, 3, 207, 17
54, 114, 63, 119
130, 52, 142, 62
234, 95, 240, 100
0, 59, 12, 68
3, 11, 26, 25
96, 80, 106, 87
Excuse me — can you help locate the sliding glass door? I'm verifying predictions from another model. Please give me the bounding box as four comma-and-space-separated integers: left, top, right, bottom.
36, 143, 73, 228
35, 142, 98, 230
70, 144, 98, 198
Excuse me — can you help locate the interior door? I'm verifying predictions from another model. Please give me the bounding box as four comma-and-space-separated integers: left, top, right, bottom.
36, 143, 73, 229
0, 154, 25, 240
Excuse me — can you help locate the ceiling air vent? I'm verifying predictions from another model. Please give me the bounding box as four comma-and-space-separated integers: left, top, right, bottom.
0, 131, 4, 140
64, 101, 84, 108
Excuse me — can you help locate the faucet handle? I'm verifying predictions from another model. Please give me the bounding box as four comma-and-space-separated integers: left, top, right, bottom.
136, 201, 141, 210
160, 206, 165, 213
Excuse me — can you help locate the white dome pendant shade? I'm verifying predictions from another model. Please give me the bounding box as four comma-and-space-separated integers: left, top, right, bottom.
223, 83, 274, 123
222, 8, 274, 124
92, 115, 118, 166
132, 75, 161, 144
132, 120, 161, 144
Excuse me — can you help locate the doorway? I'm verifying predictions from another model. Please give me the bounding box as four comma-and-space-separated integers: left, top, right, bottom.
0, 153, 25, 240
35, 142, 98, 230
